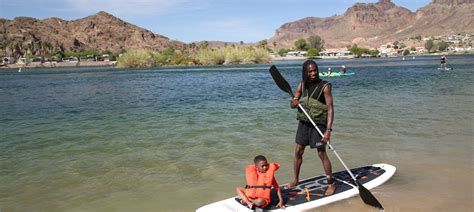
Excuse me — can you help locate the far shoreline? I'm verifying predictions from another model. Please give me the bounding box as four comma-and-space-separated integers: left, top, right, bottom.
2, 53, 471, 70
0, 61, 117, 70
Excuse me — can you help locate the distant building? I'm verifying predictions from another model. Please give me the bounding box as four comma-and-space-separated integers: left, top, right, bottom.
415, 47, 426, 53
319, 49, 350, 57
17, 57, 28, 64
64, 57, 79, 63
96, 54, 110, 61
286, 51, 307, 57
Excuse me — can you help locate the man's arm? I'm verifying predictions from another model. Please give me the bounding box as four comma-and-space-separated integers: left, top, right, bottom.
291, 82, 302, 108
323, 84, 334, 143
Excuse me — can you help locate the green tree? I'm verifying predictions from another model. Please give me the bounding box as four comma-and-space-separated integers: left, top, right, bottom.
348, 44, 368, 57
189, 42, 197, 50
438, 41, 449, 51
307, 48, 319, 58
201, 41, 209, 49
425, 39, 434, 52
0, 42, 5, 56
294, 38, 309, 51
10, 41, 22, 59
277, 48, 290, 56
53, 51, 65, 61
403, 49, 410, 56
412, 35, 422, 41
307, 35, 324, 51
393, 41, 399, 49
368, 49, 380, 57
258, 40, 268, 49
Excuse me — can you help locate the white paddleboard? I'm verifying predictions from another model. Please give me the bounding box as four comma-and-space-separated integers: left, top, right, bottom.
438, 67, 453, 71
196, 163, 396, 212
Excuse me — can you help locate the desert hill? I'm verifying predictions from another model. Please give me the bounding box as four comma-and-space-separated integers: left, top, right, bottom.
0, 11, 185, 57
268, 0, 474, 49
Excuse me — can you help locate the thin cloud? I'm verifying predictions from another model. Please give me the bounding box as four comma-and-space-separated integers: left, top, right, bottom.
63, 0, 208, 17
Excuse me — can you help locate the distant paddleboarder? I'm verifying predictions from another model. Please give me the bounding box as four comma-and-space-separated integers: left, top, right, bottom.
440, 54, 447, 69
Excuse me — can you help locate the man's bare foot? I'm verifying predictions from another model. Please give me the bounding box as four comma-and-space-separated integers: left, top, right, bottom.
325, 183, 336, 196
284, 180, 299, 189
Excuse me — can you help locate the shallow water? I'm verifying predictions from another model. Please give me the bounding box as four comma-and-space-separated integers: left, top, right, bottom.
1, 55, 473, 211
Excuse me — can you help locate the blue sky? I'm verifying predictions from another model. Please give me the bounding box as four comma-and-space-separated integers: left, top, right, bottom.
0, 0, 431, 43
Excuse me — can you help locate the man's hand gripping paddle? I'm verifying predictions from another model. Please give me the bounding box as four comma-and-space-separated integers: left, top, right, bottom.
269, 65, 384, 210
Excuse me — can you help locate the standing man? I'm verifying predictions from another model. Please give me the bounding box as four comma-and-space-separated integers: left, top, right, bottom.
286, 60, 336, 195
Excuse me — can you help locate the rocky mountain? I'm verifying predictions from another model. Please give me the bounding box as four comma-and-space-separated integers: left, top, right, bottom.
1, 0, 472, 56
269, 0, 474, 49
0, 11, 186, 57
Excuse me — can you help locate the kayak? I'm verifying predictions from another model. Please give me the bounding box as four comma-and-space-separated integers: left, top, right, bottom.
196, 163, 396, 212
319, 72, 355, 77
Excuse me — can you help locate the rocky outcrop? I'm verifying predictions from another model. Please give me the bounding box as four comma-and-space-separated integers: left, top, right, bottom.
269, 0, 474, 49
0, 11, 186, 57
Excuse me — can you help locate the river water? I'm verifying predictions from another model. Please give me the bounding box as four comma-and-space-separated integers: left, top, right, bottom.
1, 55, 473, 211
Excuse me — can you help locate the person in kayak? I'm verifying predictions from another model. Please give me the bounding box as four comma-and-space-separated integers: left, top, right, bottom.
287, 60, 336, 196
440, 54, 447, 69
236, 155, 285, 209
339, 65, 346, 74
327, 67, 333, 75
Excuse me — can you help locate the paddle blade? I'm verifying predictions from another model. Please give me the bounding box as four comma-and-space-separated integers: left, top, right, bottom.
358, 183, 384, 210
269, 65, 294, 97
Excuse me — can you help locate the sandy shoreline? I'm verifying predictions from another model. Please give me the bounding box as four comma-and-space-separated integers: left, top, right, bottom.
0, 61, 117, 69
0, 55, 353, 70
0, 53, 459, 70
271, 55, 355, 60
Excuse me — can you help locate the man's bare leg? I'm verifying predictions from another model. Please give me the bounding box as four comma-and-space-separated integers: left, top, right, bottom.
318, 147, 336, 195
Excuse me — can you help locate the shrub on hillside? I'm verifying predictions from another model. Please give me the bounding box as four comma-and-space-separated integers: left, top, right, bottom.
117, 49, 191, 68
117, 49, 157, 68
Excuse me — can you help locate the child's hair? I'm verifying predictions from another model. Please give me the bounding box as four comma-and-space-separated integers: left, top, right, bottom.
254, 155, 267, 164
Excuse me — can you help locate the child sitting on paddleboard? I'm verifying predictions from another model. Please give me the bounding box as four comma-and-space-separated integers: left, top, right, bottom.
236, 155, 285, 209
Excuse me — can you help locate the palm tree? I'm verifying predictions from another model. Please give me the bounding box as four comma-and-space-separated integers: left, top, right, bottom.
0, 42, 5, 57
44, 42, 53, 60
10, 41, 22, 60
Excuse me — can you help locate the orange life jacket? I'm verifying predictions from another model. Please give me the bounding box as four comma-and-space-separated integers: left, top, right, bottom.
245, 163, 280, 199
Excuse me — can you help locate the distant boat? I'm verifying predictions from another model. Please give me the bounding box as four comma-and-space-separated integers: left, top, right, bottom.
18, 68, 22, 72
